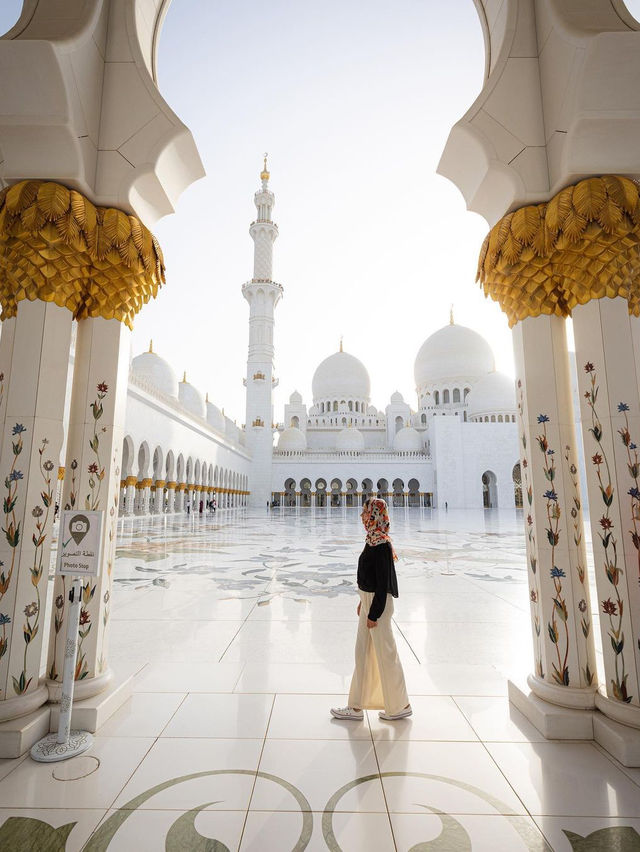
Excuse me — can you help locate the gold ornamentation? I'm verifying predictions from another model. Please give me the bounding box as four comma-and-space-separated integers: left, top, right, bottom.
125, 476, 137, 487
477, 175, 640, 326
261, 153, 270, 182
0, 180, 164, 329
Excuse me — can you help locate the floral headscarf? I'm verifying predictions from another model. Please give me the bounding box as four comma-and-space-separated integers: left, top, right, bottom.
362, 498, 398, 560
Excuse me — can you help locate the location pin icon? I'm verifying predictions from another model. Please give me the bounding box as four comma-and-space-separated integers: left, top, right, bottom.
69, 514, 90, 546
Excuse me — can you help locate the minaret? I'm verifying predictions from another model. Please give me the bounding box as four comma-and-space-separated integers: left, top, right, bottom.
243, 155, 283, 507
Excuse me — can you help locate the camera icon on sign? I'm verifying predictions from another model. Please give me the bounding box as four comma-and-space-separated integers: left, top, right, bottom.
71, 520, 88, 533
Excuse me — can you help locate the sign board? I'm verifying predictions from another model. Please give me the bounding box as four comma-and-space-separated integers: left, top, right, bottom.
56, 510, 104, 577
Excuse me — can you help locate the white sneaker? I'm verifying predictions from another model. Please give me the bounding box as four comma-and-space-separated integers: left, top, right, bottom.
379, 706, 412, 720
330, 706, 364, 720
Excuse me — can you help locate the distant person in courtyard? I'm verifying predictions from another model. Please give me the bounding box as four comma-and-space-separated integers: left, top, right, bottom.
186, 498, 190, 515
331, 497, 412, 722
445, 501, 448, 511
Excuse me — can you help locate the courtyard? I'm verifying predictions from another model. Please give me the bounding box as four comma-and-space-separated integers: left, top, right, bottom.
0, 507, 638, 850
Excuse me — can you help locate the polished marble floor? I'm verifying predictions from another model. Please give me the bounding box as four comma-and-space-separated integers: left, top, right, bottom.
1, 507, 639, 850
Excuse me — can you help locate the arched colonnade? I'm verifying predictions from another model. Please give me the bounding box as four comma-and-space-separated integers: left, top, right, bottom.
275, 476, 431, 508
118, 436, 249, 515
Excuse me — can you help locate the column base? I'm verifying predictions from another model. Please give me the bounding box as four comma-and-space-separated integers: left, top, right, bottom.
595, 691, 640, 730
46, 667, 114, 704
527, 672, 597, 710
509, 679, 594, 739
593, 714, 640, 767
0, 706, 50, 759
49, 671, 132, 734
0, 683, 49, 723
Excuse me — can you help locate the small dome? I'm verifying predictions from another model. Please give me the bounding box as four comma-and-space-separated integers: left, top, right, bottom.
312, 350, 371, 402
131, 348, 178, 398
178, 375, 206, 418
335, 427, 365, 452
206, 398, 225, 433
393, 426, 423, 452
466, 371, 516, 419
289, 390, 303, 404
367, 404, 377, 415
415, 323, 495, 388
390, 390, 404, 404
278, 426, 307, 451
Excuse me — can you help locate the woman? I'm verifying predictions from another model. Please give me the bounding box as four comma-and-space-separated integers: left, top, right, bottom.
331, 497, 411, 721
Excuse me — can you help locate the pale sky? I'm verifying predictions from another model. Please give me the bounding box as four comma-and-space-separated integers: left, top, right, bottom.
6, 2, 639, 424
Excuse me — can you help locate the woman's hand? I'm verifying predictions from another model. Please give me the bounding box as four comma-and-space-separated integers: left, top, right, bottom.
357, 602, 361, 616
367, 618, 377, 629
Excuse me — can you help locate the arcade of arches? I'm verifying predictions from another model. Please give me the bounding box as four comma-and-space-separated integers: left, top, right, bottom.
117, 437, 248, 513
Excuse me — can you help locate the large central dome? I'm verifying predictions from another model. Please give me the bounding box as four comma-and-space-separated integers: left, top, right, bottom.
414, 323, 495, 388
312, 349, 371, 402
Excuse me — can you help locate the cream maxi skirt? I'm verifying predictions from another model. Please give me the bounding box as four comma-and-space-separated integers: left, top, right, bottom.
348, 590, 409, 716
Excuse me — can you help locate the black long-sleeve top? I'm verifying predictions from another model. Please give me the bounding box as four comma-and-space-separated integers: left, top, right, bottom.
357, 542, 399, 621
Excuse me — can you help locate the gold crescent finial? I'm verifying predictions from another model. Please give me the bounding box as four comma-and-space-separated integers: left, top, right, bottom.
148, 339, 153, 353
450, 304, 454, 325
205, 392, 209, 403
339, 335, 343, 353
182, 371, 187, 383
261, 152, 270, 182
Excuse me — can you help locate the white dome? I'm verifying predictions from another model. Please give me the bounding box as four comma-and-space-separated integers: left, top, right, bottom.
178, 378, 205, 418
414, 323, 495, 388
393, 426, 422, 452
131, 349, 178, 398
467, 371, 516, 419
289, 390, 303, 404
278, 427, 307, 451
390, 390, 404, 404
335, 427, 365, 452
312, 350, 371, 402
206, 399, 225, 433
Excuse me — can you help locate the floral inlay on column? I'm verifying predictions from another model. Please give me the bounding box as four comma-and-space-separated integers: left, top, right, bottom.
87, 382, 108, 510
563, 444, 594, 686
0, 424, 25, 690
14, 439, 54, 694
518, 381, 543, 677
617, 403, 640, 587
536, 414, 571, 686
583, 362, 632, 704
64, 458, 78, 511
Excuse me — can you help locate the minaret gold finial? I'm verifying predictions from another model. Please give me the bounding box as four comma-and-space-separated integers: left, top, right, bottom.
261, 152, 270, 182
339, 336, 343, 353
148, 339, 153, 353
182, 371, 187, 383
450, 304, 454, 325
205, 392, 209, 403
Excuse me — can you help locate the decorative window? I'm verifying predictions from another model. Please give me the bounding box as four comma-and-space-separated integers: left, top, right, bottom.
252, 418, 264, 427
453, 388, 460, 403
443, 389, 450, 404
253, 371, 265, 381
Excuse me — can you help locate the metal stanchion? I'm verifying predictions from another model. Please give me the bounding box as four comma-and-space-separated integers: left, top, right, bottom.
31, 576, 93, 762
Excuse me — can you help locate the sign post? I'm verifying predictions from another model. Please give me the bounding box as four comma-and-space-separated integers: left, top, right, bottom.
31, 510, 104, 762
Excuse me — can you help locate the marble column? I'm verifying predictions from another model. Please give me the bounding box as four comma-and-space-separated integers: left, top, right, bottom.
47, 317, 129, 699
140, 479, 152, 515
166, 482, 176, 513
0, 317, 16, 458
124, 477, 136, 515
573, 298, 640, 729
174, 484, 184, 513
0, 301, 72, 722
119, 480, 126, 513
512, 315, 598, 708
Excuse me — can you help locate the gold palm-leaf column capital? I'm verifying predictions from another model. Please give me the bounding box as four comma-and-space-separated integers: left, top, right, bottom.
477, 175, 640, 327
0, 180, 165, 329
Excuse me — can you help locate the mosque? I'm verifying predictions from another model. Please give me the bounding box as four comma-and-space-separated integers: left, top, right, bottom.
120, 162, 520, 514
